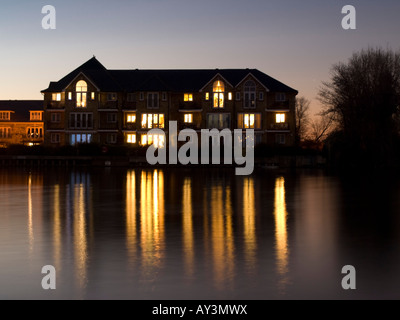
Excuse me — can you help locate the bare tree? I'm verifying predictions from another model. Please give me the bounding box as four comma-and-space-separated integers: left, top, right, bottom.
308, 113, 334, 143
295, 96, 310, 144
318, 47, 400, 166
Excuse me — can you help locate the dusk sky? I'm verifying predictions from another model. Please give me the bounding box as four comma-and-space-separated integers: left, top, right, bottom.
0, 0, 399, 114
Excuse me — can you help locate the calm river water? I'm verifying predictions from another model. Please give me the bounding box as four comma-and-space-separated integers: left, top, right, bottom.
0, 167, 399, 300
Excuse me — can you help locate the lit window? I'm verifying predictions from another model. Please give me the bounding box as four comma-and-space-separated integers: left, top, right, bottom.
205, 92, 209, 101
228, 92, 233, 100
244, 80, 256, 108
91, 92, 95, 100
141, 114, 164, 129
141, 134, 165, 148
127, 134, 136, 144
184, 114, 193, 123
276, 113, 286, 123
184, 93, 193, 102
276, 93, 286, 102
52, 93, 61, 101
76, 80, 87, 108
27, 127, 43, 139
68, 92, 72, 100
213, 81, 224, 108
30, 112, 43, 121
70, 133, 92, 145
0, 127, 11, 138
126, 114, 136, 123
0, 112, 11, 121
238, 113, 261, 129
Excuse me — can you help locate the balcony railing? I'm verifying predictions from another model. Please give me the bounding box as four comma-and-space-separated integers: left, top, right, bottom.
98, 122, 119, 130
179, 123, 201, 131
46, 101, 63, 109
178, 102, 202, 110
270, 123, 289, 130
123, 123, 137, 131
268, 101, 290, 110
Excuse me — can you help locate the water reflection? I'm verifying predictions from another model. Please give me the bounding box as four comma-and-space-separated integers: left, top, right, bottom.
139, 170, 165, 281
208, 184, 235, 291
274, 176, 290, 293
126, 170, 137, 267
243, 177, 257, 274
68, 172, 91, 291
182, 177, 194, 278
28, 175, 34, 258
53, 184, 61, 273
27, 173, 43, 261
4, 168, 400, 299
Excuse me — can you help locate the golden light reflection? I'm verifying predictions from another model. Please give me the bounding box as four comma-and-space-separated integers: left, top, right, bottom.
274, 176, 289, 292
140, 170, 165, 279
243, 177, 256, 274
28, 175, 34, 258
210, 185, 234, 291
126, 170, 137, 267
53, 184, 61, 272
73, 180, 88, 289
182, 178, 194, 278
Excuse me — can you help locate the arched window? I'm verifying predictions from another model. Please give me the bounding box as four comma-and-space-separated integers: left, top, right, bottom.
244, 80, 256, 108
76, 80, 88, 108
213, 80, 224, 108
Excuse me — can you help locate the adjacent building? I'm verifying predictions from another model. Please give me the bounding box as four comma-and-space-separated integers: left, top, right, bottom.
0, 100, 44, 147
41, 57, 298, 148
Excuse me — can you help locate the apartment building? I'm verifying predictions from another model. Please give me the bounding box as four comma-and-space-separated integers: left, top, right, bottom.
41, 57, 297, 148
0, 100, 44, 147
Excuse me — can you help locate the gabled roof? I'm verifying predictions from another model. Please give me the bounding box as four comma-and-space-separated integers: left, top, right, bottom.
41, 57, 121, 93
42, 57, 298, 94
0, 100, 43, 122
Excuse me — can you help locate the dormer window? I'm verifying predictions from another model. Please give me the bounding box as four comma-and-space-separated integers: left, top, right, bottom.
76, 80, 88, 108
213, 81, 224, 108
0, 112, 11, 121
30, 111, 43, 121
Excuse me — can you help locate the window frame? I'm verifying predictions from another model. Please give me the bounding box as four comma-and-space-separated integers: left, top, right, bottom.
184, 113, 193, 123
147, 92, 159, 109
141, 113, 165, 129
51, 133, 60, 144
244, 80, 256, 109
50, 112, 61, 123
237, 113, 262, 129
276, 113, 286, 123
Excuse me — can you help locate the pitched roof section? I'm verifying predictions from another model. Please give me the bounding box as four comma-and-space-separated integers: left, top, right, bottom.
41, 57, 121, 93
42, 57, 298, 94
0, 100, 43, 122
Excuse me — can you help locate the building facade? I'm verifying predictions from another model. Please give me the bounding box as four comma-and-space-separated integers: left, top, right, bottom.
42, 57, 298, 148
0, 100, 44, 147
